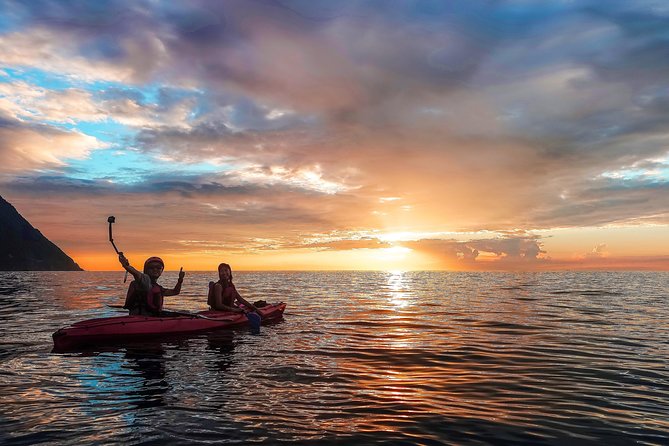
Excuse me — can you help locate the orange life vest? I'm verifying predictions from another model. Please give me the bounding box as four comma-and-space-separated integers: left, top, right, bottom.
124, 280, 164, 315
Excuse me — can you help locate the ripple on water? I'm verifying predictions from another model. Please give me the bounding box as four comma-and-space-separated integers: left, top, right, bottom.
0, 271, 668, 445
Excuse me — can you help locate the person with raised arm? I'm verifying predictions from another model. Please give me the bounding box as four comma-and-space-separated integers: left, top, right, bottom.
120, 254, 185, 316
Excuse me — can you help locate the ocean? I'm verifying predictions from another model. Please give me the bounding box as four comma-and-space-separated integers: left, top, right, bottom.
0, 271, 667, 445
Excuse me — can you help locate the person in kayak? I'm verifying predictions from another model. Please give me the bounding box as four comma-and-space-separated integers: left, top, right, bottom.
208, 263, 260, 314
119, 254, 185, 316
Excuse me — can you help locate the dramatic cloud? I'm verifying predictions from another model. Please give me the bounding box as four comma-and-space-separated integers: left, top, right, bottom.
0, 0, 668, 269
401, 236, 547, 270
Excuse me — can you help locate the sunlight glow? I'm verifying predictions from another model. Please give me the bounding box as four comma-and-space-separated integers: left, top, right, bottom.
377, 246, 411, 261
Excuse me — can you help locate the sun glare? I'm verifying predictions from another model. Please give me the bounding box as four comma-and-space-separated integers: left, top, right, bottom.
384, 246, 412, 256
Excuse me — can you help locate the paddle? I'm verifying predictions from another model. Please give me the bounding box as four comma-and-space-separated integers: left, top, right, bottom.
161, 309, 234, 322
106, 304, 231, 322
107, 216, 128, 283
245, 310, 262, 334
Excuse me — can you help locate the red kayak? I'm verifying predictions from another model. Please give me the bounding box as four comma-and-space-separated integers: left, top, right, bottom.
52, 302, 286, 351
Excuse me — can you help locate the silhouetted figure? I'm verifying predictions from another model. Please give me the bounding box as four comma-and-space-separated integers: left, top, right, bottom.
120, 254, 185, 316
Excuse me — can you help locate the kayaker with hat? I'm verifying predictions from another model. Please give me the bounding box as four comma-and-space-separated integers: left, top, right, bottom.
119, 253, 185, 316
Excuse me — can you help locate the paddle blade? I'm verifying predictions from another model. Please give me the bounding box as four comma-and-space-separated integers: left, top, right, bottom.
246, 312, 261, 334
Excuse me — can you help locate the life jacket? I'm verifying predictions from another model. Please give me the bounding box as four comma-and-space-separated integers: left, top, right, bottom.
124, 280, 164, 315
208, 280, 238, 309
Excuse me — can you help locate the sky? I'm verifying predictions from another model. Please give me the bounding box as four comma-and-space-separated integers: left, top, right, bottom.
0, 0, 668, 271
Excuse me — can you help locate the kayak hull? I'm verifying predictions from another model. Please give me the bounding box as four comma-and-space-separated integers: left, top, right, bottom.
52, 303, 286, 351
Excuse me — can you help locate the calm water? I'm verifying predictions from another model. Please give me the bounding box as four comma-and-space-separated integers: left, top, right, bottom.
0, 271, 667, 445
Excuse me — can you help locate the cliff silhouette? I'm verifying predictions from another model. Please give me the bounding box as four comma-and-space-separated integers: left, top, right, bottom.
0, 195, 83, 271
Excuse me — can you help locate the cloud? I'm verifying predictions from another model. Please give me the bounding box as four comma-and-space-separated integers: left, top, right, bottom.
529, 178, 669, 227
0, 113, 107, 172
0, 81, 104, 123
299, 238, 391, 251
2, 170, 370, 234
0, 79, 200, 128
1, 0, 669, 270
0, 26, 153, 83
404, 236, 546, 266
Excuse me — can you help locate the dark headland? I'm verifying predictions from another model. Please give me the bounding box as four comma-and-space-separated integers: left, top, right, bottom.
0, 195, 83, 271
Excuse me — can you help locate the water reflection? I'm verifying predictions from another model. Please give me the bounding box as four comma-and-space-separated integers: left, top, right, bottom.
124, 345, 168, 409
1, 271, 668, 445
206, 331, 236, 373
384, 271, 411, 308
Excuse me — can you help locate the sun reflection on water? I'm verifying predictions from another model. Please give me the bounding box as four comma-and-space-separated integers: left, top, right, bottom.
385, 271, 411, 308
